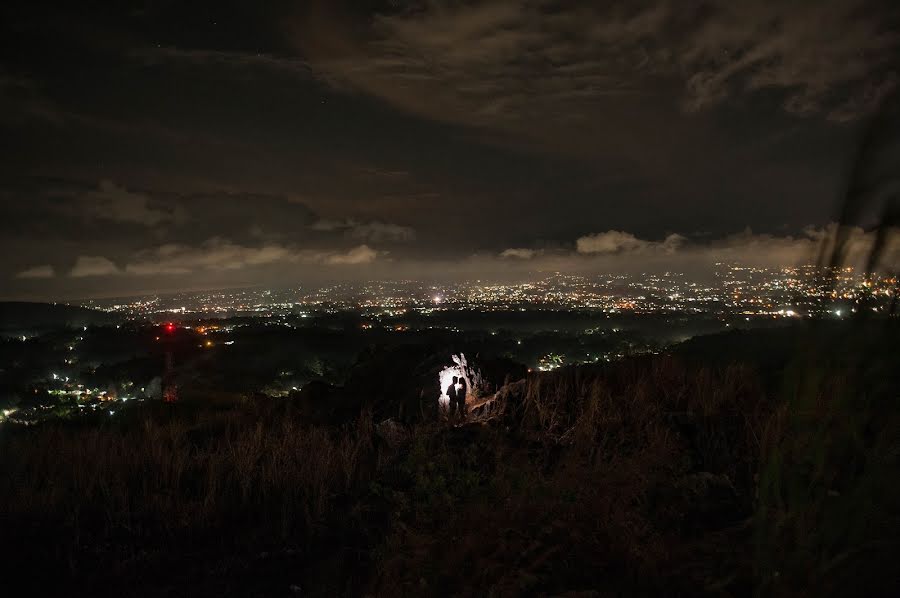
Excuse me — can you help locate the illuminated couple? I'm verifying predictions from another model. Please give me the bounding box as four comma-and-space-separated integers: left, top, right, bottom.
446, 375, 468, 421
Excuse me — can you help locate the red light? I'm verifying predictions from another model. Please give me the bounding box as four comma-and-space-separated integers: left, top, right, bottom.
164, 323, 175, 333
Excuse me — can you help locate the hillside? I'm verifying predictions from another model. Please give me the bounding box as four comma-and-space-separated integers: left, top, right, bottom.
0, 301, 120, 334
0, 322, 897, 596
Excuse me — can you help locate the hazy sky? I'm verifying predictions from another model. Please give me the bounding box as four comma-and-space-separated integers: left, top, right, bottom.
2, 1, 898, 299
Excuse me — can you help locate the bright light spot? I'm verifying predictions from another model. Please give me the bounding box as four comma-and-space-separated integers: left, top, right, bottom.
432, 295, 443, 304
204, 340, 213, 348
835, 309, 842, 317
438, 365, 462, 407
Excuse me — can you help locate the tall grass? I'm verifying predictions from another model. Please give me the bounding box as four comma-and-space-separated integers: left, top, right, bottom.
0, 402, 376, 583
1, 347, 895, 596
376, 356, 776, 595
756, 86, 900, 597
755, 343, 900, 597
520, 357, 769, 492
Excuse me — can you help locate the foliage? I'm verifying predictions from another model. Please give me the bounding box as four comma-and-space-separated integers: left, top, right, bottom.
0, 329, 897, 596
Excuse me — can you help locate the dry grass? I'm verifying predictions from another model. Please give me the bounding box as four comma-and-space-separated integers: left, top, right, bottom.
1, 348, 895, 596
755, 357, 900, 597
374, 356, 774, 595
0, 402, 377, 590
519, 356, 769, 493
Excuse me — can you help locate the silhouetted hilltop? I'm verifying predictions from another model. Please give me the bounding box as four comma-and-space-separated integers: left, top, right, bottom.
670, 319, 900, 388
0, 301, 120, 334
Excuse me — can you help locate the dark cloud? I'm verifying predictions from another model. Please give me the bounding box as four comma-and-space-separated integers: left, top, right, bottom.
1, 0, 898, 299
500, 248, 540, 260
0, 177, 317, 247
122, 240, 377, 275
0, 175, 384, 287
312, 218, 416, 242
130, 46, 313, 78
14, 264, 55, 279
0, 70, 62, 125
576, 231, 686, 255
511, 224, 899, 275
296, 0, 899, 131
70, 256, 120, 278
84, 180, 184, 227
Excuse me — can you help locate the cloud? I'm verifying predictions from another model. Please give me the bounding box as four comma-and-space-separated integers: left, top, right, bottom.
305, 223, 899, 285
125, 239, 294, 275
84, 180, 182, 226
122, 240, 380, 275
322, 244, 377, 265
500, 248, 538, 259
70, 256, 121, 277
15, 264, 55, 279
576, 231, 685, 254
673, 1, 899, 120
310, 219, 345, 232
348, 222, 415, 242
312, 219, 415, 242
576, 231, 646, 254
706, 225, 899, 271
296, 0, 899, 128
464, 225, 900, 279
132, 47, 313, 78
0, 70, 63, 125
0, 177, 320, 250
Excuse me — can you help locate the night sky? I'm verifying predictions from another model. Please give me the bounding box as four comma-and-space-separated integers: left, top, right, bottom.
2, 1, 898, 300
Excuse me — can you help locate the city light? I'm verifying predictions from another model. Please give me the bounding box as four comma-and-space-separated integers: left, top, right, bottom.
84, 266, 895, 321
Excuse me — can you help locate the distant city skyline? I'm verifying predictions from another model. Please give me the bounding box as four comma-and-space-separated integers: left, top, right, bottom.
79, 265, 895, 321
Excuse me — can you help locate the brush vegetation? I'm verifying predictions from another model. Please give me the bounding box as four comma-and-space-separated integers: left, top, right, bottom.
1, 324, 897, 597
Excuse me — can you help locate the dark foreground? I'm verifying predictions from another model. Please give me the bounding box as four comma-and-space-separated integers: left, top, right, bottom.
1, 323, 898, 597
